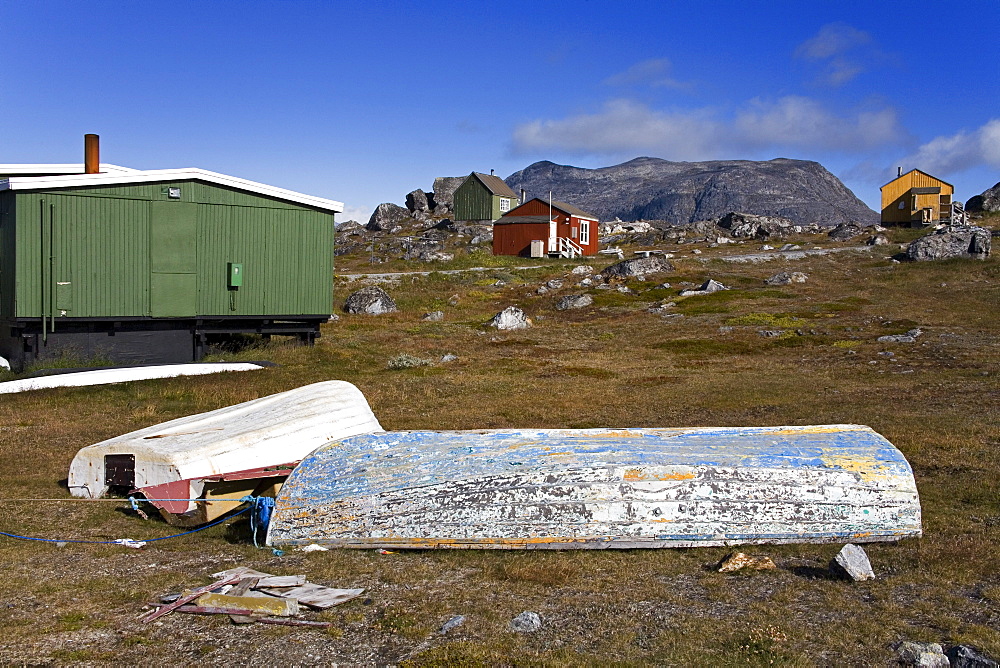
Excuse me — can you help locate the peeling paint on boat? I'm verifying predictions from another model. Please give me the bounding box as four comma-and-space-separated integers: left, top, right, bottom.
266, 424, 922, 549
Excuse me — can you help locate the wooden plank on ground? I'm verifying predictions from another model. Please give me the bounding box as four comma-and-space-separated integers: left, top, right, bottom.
257, 583, 364, 609
197, 592, 298, 617
141, 574, 242, 623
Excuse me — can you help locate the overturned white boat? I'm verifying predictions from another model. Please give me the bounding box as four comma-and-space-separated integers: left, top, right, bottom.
266, 425, 922, 550
0, 362, 265, 394
67, 381, 383, 526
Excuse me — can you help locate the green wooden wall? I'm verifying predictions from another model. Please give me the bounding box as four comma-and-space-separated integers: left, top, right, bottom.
453, 177, 511, 222
0, 181, 334, 320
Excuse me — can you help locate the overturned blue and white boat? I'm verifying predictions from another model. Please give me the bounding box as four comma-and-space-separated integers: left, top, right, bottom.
266, 424, 922, 550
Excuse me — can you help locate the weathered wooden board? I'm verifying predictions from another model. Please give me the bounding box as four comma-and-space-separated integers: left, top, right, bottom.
266, 425, 922, 549
256, 583, 365, 610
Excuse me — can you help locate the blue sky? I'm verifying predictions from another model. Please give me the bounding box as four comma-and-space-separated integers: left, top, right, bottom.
2, 0, 998, 222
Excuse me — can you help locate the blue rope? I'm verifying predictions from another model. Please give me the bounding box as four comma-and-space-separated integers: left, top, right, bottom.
0, 506, 249, 545
242, 495, 275, 548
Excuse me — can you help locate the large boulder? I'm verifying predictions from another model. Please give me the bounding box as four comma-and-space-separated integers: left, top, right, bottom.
966, 181, 1000, 213
405, 189, 430, 213
367, 203, 410, 232
600, 256, 675, 279
487, 306, 531, 330
429, 176, 466, 211
906, 225, 991, 261
718, 212, 794, 240
343, 286, 398, 315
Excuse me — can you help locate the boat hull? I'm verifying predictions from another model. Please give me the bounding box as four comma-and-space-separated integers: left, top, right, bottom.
266, 425, 922, 549
67, 380, 383, 524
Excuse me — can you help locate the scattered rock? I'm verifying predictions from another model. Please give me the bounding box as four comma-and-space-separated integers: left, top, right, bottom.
761, 244, 774, 251
555, 294, 593, 310
447, 294, 460, 306
343, 286, 399, 315
764, 271, 808, 285
422, 311, 444, 321
828, 222, 864, 241
946, 644, 1000, 668
878, 328, 923, 344
367, 203, 410, 232
831, 543, 875, 581
439, 615, 466, 634
417, 251, 454, 262
600, 256, 675, 279
487, 306, 532, 330
906, 225, 991, 261
894, 641, 949, 667
387, 354, 432, 369
571, 265, 593, 275
759, 330, 785, 337
867, 233, 890, 246
718, 211, 795, 240
648, 301, 676, 313
545, 279, 564, 290
679, 279, 728, 296
440, 353, 458, 363
510, 611, 542, 633
717, 552, 777, 573
779, 244, 801, 251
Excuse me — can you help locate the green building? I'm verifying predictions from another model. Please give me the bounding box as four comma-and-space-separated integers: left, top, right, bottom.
452, 171, 520, 222
0, 160, 342, 370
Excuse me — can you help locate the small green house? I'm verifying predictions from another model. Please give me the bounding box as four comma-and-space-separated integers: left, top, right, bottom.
452, 171, 520, 222
0, 162, 342, 370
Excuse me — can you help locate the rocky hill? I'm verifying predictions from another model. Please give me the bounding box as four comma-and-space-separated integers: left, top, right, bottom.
504, 157, 877, 226
966, 181, 1000, 213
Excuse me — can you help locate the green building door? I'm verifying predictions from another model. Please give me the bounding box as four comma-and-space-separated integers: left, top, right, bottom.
149, 201, 198, 317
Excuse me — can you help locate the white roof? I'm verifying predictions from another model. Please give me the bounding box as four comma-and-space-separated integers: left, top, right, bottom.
0, 165, 344, 213
0, 163, 139, 175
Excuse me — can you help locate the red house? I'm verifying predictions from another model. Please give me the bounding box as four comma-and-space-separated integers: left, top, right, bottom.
492, 198, 599, 258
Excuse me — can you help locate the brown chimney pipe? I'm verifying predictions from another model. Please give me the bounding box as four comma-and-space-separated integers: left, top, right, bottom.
84, 134, 100, 174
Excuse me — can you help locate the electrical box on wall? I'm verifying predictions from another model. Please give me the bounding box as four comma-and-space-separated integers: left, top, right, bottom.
227, 262, 243, 288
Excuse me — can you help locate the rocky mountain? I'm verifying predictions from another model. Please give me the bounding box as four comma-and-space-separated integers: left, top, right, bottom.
504, 157, 877, 226
966, 181, 1000, 213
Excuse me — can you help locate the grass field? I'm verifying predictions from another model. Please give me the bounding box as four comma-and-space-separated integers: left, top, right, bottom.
0, 227, 997, 665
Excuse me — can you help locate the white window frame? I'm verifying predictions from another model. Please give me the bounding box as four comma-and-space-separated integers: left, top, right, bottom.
580, 220, 590, 245
499, 197, 510, 212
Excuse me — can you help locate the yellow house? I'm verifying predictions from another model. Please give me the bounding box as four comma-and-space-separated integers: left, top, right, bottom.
880, 169, 954, 226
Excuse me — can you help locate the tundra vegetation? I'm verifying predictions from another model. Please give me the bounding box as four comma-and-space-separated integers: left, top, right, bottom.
0, 222, 997, 665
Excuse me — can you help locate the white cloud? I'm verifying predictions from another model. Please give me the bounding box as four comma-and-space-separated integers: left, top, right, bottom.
603, 58, 687, 90
796, 22, 871, 60
513, 99, 725, 160
896, 119, 1000, 175
338, 204, 373, 225
795, 23, 874, 86
735, 96, 904, 150
511, 97, 903, 159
